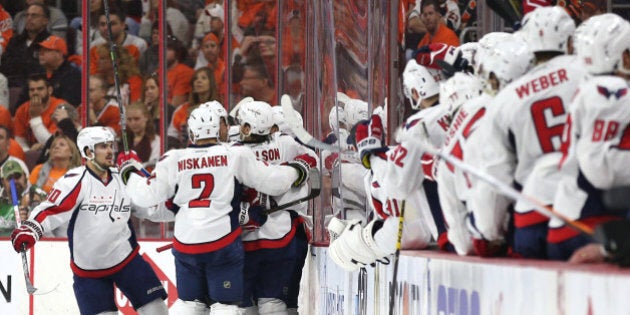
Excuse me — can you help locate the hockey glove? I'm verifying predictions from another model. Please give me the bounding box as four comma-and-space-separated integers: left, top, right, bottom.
119, 159, 144, 185
239, 202, 268, 231
11, 220, 43, 253
288, 154, 317, 187
116, 150, 140, 167
594, 220, 630, 267
355, 115, 388, 169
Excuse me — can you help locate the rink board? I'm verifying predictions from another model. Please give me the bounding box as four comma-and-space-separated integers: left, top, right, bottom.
306, 247, 630, 315
2, 240, 630, 314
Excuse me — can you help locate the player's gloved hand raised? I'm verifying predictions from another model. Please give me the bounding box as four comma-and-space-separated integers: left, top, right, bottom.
239, 202, 268, 231
10, 220, 43, 253
288, 154, 317, 187
355, 115, 388, 169
117, 151, 143, 185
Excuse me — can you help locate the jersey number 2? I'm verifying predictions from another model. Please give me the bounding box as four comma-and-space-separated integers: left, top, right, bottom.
189, 174, 215, 208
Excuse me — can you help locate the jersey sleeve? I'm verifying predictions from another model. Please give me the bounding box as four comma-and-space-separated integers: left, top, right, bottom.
126, 150, 179, 209
29, 168, 85, 234
231, 145, 299, 196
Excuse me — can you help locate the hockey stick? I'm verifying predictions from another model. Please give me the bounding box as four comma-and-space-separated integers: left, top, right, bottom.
416, 123, 594, 236
281, 94, 341, 152
264, 168, 321, 215
358, 267, 368, 315
103, 0, 149, 176
10, 180, 58, 295
388, 201, 405, 315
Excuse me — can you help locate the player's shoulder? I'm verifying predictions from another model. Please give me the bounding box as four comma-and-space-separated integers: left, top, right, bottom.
577, 75, 629, 106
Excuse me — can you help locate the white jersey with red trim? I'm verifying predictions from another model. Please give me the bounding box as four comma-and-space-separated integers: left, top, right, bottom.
550, 76, 630, 231
126, 143, 300, 254
332, 161, 369, 221
237, 133, 319, 250
467, 55, 589, 240
435, 93, 490, 255
367, 175, 433, 249
29, 166, 142, 278
371, 103, 450, 199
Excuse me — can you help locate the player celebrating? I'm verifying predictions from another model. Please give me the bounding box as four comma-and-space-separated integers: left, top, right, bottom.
236, 100, 318, 314
120, 105, 314, 314
548, 14, 630, 261
467, 6, 587, 258
10, 127, 169, 314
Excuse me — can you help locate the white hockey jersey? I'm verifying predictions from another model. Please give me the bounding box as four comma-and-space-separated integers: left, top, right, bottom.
240, 133, 319, 251
468, 55, 589, 240
435, 93, 489, 255
549, 76, 630, 241
126, 143, 300, 254
29, 166, 158, 278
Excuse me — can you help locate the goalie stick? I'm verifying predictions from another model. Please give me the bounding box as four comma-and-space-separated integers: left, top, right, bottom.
10, 180, 58, 295
388, 201, 405, 315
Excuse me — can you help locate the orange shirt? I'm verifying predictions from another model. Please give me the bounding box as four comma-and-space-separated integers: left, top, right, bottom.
89, 44, 141, 75
14, 97, 67, 147
0, 105, 12, 133
29, 164, 68, 193
208, 58, 226, 103
8, 139, 24, 161
417, 23, 460, 48
128, 75, 143, 103
0, 5, 13, 51
167, 63, 194, 104
79, 102, 122, 136
170, 102, 191, 138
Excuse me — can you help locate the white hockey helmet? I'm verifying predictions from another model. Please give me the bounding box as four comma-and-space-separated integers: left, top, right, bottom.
479, 36, 534, 91
344, 99, 369, 128
77, 126, 116, 159
188, 105, 221, 142
200, 100, 228, 121
402, 59, 440, 110
238, 100, 274, 136
272, 105, 303, 134
575, 14, 630, 75
439, 72, 483, 115
518, 6, 575, 53
329, 105, 347, 131
475, 32, 512, 75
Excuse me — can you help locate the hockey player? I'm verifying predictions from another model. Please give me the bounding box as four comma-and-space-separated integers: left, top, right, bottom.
120, 105, 315, 314
435, 35, 534, 256
236, 100, 318, 314
203, 100, 230, 143
10, 127, 169, 315
548, 14, 630, 261
467, 6, 587, 258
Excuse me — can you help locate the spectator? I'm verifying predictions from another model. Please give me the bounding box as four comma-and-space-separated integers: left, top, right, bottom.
281, 9, 305, 68
0, 126, 29, 178
240, 62, 276, 105
14, 74, 70, 151
166, 36, 194, 107
0, 4, 14, 59
141, 74, 170, 132
196, 32, 226, 101
416, 0, 460, 48
167, 67, 219, 146
0, 160, 29, 236
193, 2, 224, 43
125, 101, 160, 168
95, 43, 143, 105
0, 3, 49, 107
33, 103, 81, 165
29, 134, 81, 194
37, 35, 81, 106
138, 20, 162, 76
139, 0, 191, 47
85, 75, 121, 135
13, 0, 67, 41
89, 5, 147, 75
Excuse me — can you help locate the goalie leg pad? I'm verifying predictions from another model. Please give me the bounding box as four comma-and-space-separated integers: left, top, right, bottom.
327, 217, 347, 242
258, 298, 288, 315
366, 218, 397, 262
328, 220, 375, 271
